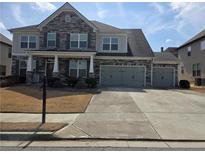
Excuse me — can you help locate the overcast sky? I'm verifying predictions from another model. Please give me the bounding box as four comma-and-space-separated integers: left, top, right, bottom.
0, 2, 205, 51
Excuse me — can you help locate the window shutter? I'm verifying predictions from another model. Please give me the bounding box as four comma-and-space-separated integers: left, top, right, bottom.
56, 33, 60, 49
44, 32, 47, 48
67, 33, 70, 49
88, 33, 90, 49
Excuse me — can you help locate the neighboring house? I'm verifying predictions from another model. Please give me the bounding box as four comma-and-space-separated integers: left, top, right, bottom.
0, 33, 12, 77
8, 2, 178, 88
176, 29, 205, 86
164, 47, 178, 57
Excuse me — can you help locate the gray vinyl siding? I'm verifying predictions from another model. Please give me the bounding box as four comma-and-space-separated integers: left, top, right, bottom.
96, 33, 127, 53
12, 31, 40, 55
178, 37, 205, 83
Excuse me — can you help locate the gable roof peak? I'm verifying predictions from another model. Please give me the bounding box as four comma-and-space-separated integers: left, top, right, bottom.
38, 2, 97, 31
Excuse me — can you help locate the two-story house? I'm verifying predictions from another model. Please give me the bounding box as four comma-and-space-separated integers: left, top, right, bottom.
0, 33, 12, 77
9, 2, 178, 88
177, 29, 205, 86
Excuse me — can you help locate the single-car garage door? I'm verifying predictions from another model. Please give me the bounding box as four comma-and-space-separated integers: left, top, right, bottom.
153, 67, 175, 88
101, 66, 145, 88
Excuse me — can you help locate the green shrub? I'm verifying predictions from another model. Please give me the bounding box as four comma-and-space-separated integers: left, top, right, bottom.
86, 78, 97, 88
0, 75, 21, 87
66, 77, 78, 87
75, 78, 88, 89
47, 77, 60, 87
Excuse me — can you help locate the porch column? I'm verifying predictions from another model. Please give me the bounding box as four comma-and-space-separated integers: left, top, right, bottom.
89, 55, 94, 77
26, 55, 33, 85
53, 55, 59, 77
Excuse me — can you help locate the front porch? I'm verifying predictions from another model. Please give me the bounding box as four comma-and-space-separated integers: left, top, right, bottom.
25, 51, 96, 84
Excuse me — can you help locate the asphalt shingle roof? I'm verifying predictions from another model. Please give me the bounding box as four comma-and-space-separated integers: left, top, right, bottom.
154, 51, 179, 63
0, 33, 12, 46
123, 29, 154, 57
179, 29, 205, 48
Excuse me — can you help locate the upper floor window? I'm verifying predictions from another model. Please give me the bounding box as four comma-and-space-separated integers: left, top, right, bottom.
192, 63, 201, 77
70, 33, 88, 49
21, 36, 36, 49
201, 40, 205, 50
103, 37, 119, 51
47, 32, 56, 48
65, 14, 71, 22
187, 46, 191, 56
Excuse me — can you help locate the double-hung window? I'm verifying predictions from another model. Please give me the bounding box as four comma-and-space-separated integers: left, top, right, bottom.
187, 46, 191, 56
103, 37, 119, 51
192, 63, 201, 77
29, 36, 36, 48
47, 32, 56, 48
201, 40, 205, 50
21, 36, 28, 48
20, 36, 37, 48
70, 33, 88, 49
69, 60, 87, 78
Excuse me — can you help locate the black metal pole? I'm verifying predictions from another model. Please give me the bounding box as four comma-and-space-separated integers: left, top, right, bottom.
42, 60, 47, 124
42, 75, 47, 124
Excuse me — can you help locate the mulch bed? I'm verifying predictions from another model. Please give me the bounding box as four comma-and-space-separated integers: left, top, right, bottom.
190, 87, 205, 93
0, 122, 67, 132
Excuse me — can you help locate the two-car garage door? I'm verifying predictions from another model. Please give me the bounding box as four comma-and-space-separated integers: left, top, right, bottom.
101, 66, 145, 88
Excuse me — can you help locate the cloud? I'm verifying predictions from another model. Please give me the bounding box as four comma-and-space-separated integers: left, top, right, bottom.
95, 3, 109, 19
0, 21, 6, 30
151, 3, 165, 14
170, 2, 205, 38
11, 4, 26, 25
165, 39, 173, 43
31, 2, 56, 12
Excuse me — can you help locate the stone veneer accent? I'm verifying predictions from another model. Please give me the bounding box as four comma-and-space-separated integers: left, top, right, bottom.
94, 58, 152, 87
153, 63, 178, 86
39, 12, 96, 50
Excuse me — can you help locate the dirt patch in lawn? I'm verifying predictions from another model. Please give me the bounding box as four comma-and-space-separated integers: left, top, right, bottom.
0, 86, 93, 113
0, 122, 67, 132
190, 87, 205, 93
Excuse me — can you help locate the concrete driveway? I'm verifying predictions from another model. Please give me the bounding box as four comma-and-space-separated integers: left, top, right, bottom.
56, 88, 205, 140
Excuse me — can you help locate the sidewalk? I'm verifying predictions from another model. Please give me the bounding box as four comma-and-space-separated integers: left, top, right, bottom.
0, 113, 79, 123
1, 140, 205, 150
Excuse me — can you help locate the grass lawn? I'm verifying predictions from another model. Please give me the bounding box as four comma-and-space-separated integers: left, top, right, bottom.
0, 85, 93, 113
0, 122, 67, 132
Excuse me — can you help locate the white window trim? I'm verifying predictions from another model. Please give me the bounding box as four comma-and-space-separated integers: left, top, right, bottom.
69, 60, 87, 78
102, 37, 119, 52
187, 46, 191, 52
200, 40, 205, 50
70, 33, 88, 49
20, 35, 37, 49
47, 32, 56, 48
192, 63, 201, 77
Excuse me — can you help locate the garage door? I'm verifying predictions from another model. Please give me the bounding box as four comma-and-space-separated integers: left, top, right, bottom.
101, 66, 145, 88
153, 67, 174, 88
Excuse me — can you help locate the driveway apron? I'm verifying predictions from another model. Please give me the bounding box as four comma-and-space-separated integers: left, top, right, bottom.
56, 90, 160, 139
